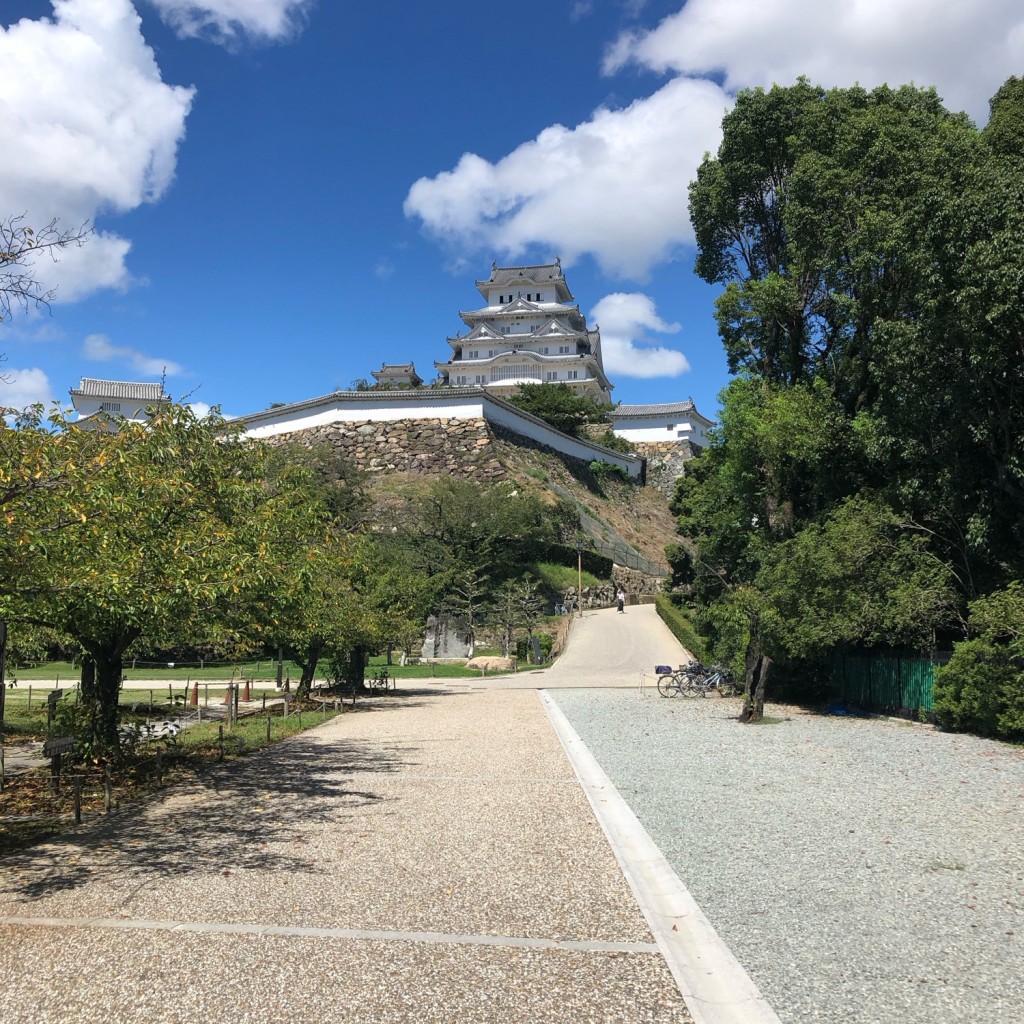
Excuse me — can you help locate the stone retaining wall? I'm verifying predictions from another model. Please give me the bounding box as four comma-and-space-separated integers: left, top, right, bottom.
268, 417, 508, 481
632, 440, 701, 496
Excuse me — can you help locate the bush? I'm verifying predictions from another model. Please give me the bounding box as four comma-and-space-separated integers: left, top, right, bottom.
595, 429, 635, 454
517, 632, 553, 662
589, 460, 629, 483
654, 593, 709, 663
934, 638, 1024, 740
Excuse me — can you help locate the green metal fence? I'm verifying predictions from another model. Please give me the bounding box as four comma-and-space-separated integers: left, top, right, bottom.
827, 653, 941, 713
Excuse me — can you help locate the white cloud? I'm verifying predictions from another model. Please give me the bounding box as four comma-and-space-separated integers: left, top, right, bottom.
83, 333, 184, 377
408, 0, 1024, 287
605, 0, 1024, 123
187, 401, 213, 418
591, 292, 690, 378
0, 1, 194, 303
0, 368, 55, 410
148, 0, 314, 44
405, 76, 728, 279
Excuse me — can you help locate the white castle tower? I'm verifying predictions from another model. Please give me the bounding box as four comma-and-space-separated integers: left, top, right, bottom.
434, 260, 613, 403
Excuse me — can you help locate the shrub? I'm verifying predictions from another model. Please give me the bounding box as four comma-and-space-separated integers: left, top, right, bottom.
516, 632, 553, 662
934, 638, 1024, 740
589, 460, 629, 482
654, 593, 709, 663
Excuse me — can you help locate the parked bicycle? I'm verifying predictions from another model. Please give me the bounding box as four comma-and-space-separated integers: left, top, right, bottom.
655, 662, 736, 698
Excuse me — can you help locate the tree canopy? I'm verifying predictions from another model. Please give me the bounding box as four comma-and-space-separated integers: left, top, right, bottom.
506, 382, 610, 437
676, 78, 1024, 723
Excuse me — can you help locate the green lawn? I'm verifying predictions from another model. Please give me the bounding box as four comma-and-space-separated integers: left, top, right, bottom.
6, 653, 540, 686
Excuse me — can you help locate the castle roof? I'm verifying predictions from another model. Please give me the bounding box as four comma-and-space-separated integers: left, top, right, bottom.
476, 261, 574, 302
610, 400, 715, 426
69, 378, 168, 402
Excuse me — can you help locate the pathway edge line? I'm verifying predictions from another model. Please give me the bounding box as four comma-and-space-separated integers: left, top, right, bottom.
540, 690, 783, 1024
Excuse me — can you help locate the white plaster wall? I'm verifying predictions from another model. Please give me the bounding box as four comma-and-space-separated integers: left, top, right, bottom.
243, 394, 486, 440
613, 417, 709, 447
484, 399, 643, 478
72, 396, 155, 423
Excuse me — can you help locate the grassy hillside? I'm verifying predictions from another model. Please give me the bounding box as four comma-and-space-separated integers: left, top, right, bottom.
367, 436, 678, 575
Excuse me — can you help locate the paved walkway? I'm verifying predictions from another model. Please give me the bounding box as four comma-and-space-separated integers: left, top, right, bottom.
0, 607, 762, 1023
0, 687, 694, 1023
477, 604, 692, 689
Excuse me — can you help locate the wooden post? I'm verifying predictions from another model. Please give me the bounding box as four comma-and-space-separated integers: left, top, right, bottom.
218, 725, 224, 762
266, 716, 271, 742
73, 777, 82, 825
156, 750, 163, 789
104, 764, 112, 813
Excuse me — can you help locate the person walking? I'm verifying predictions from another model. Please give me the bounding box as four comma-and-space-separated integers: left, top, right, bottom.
616, 586, 626, 613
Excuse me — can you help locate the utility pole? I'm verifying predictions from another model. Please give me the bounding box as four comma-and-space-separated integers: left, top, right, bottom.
576, 539, 584, 618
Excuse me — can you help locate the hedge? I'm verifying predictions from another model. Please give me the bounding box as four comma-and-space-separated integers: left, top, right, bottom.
655, 593, 709, 662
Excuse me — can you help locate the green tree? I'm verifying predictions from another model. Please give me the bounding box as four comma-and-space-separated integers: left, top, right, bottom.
674, 78, 1024, 722
0, 405, 319, 749
506, 382, 609, 437
934, 582, 1024, 739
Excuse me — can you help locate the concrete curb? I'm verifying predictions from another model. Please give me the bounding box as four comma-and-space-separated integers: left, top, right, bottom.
541, 690, 783, 1024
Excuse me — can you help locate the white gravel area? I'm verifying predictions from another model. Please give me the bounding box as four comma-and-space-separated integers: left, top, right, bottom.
549, 689, 1024, 1024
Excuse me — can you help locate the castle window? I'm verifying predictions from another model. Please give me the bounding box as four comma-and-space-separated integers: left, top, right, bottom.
100, 402, 121, 412
568, 370, 578, 380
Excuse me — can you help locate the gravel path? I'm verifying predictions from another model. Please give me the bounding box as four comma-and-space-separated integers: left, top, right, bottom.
549, 689, 1024, 1024
0, 689, 689, 1024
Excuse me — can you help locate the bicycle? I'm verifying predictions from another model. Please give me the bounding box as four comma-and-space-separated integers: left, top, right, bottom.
655, 663, 735, 698
655, 663, 704, 697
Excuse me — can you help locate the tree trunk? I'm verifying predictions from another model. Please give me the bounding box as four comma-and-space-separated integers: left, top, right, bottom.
739, 653, 772, 723
295, 643, 323, 699
80, 655, 96, 703
92, 648, 125, 750
345, 646, 367, 690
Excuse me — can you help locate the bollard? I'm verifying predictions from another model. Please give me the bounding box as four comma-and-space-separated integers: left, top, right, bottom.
104, 764, 112, 813
149, 689, 154, 713
190, 681, 199, 707
223, 684, 232, 706
204, 683, 209, 707
28, 684, 32, 709
261, 693, 266, 712
242, 679, 250, 702
218, 725, 224, 761
168, 684, 172, 704
73, 777, 82, 825
266, 716, 271, 742
156, 750, 163, 789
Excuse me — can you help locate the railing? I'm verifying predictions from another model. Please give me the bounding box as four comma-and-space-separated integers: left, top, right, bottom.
589, 540, 669, 577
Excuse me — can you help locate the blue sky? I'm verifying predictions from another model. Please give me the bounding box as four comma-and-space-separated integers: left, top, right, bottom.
2, 1, 1022, 422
